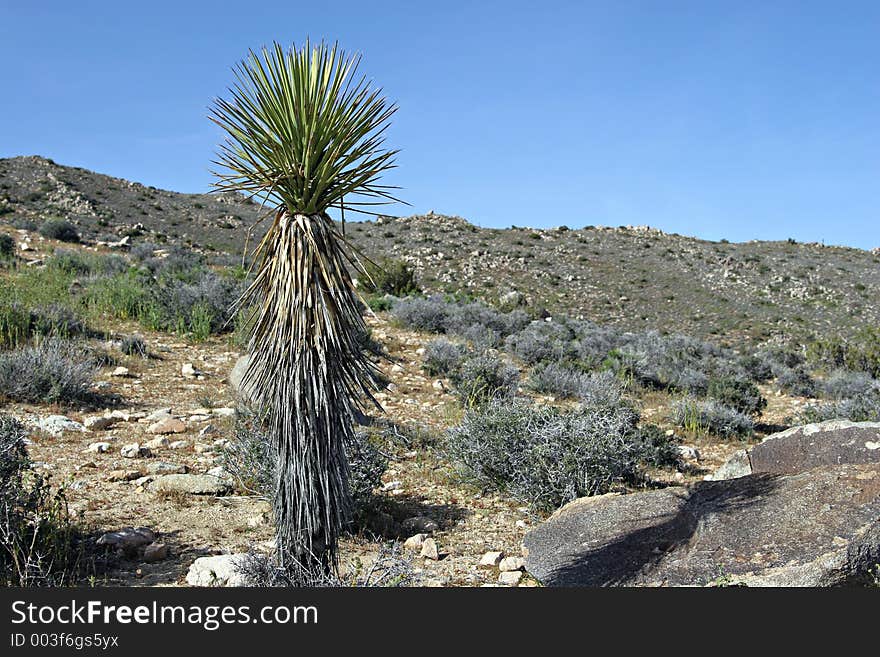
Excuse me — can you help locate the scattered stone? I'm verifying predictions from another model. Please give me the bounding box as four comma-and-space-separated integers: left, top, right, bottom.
143, 461, 188, 476
498, 571, 523, 586
524, 463, 880, 587
478, 551, 504, 569
401, 516, 439, 534
432, 379, 445, 391
181, 363, 201, 378
169, 440, 188, 450
110, 366, 130, 377
676, 445, 700, 461
84, 416, 118, 431
205, 466, 230, 479
420, 538, 440, 560
403, 534, 427, 551
212, 438, 229, 450
382, 480, 402, 492
193, 443, 214, 454
37, 415, 86, 437
96, 527, 156, 554
86, 442, 112, 454
213, 407, 235, 417
188, 414, 212, 423
391, 364, 404, 374
199, 424, 218, 437
146, 418, 187, 435
185, 554, 248, 587
499, 556, 525, 572
144, 436, 170, 450
120, 443, 151, 459
247, 511, 271, 528
107, 470, 141, 482
143, 542, 168, 563
145, 408, 173, 422
110, 410, 145, 422
148, 474, 232, 496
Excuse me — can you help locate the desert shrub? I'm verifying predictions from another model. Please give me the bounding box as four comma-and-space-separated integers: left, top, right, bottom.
0, 234, 14, 260
821, 369, 878, 400
391, 295, 528, 346
120, 335, 148, 358
0, 302, 33, 349
361, 258, 420, 296
422, 338, 467, 377
47, 250, 128, 278
807, 328, 880, 378
345, 432, 389, 522
528, 364, 622, 403
613, 331, 719, 395
446, 398, 674, 511
757, 344, 805, 372
223, 408, 386, 520
236, 541, 413, 587
391, 296, 451, 333
671, 398, 754, 438
129, 242, 159, 262
375, 421, 442, 450
30, 304, 86, 339
0, 302, 87, 350
155, 272, 242, 337
0, 339, 97, 404
140, 246, 205, 276
738, 353, 774, 382
799, 392, 880, 423
504, 321, 574, 365
570, 322, 622, 367
82, 270, 157, 322
11, 217, 38, 231
445, 302, 529, 344
38, 219, 79, 243
1, 415, 79, 586
776, 366, 817, 397
450, 353, 518, 406
706, 376, 766, 416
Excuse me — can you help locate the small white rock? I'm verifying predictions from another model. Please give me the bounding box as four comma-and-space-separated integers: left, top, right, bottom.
403, 534, 427, 551
499, 556, 525, 572
478, 551, 504, 569
420, 538, 440, 560
498, 571, 523, 586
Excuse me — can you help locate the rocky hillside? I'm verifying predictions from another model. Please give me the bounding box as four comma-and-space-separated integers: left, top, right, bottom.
2, 155, 879, 344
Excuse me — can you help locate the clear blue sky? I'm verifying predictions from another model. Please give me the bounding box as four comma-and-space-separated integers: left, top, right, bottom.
2, 1, 879, 249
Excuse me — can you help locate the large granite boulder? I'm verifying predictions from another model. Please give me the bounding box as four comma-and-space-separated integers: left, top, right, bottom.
523, 463, 880, 586
711, 420, 880, 481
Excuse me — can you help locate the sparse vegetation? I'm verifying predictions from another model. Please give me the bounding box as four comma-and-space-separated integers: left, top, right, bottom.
671, 398, 754, 438
0, 339, 97, 404
446, 396, 675, 511
39, 218, 80, 243
1, 415, 80, 586
361, 257, 420, 296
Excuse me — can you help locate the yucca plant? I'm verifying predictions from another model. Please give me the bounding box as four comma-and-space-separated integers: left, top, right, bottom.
210, 40, 399, 578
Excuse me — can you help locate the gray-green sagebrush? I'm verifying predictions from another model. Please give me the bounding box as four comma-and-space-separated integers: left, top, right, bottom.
210, 40, 400, 575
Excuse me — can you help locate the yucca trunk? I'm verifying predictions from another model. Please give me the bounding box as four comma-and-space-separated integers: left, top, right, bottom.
241, 210, 377, 573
